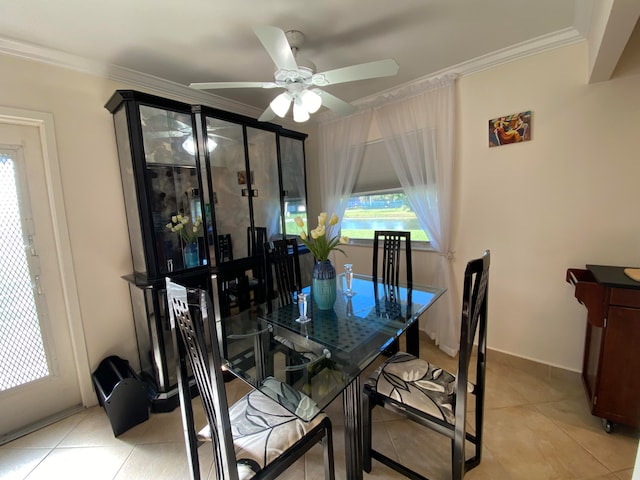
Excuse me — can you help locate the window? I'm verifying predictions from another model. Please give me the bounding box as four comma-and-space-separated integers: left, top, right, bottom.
284, 199, 307, 237
342, 140, 429, 243
342, 191, 428, 242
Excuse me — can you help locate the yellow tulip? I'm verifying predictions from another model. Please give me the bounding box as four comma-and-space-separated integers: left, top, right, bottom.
311, 225, 325, 239
318, 212, 327, 226
171, 215, 178, 223
329, 213, 339, 226
300, 231, 307, 240
294, 216, 304, 227
340, 236, 349, 244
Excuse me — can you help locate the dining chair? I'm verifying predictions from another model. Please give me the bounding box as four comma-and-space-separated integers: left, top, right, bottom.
247, 226, 268, 302
263, 239, 302, 308
217, 234, 233, 263
363, 250, 490, 480
372, 230, 413, 355
166, 278, 335, 480
247, 226, 268, 257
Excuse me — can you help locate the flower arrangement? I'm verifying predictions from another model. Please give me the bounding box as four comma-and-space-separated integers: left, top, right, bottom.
294, 212, 349, 262
166, 214, 202, 244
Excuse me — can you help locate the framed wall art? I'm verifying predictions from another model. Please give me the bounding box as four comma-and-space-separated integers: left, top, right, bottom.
489, 110, 531, 147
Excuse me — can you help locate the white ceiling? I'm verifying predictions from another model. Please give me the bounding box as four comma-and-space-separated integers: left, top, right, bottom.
0, 0, 638, 121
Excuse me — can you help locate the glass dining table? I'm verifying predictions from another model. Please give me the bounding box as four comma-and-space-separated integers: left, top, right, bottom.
215, 273, 445, 480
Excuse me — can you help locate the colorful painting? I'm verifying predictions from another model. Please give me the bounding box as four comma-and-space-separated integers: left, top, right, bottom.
489, 111, 531, 147
237, 170, 254, 185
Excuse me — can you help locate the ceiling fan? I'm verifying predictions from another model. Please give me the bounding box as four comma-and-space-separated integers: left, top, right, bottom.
189, 26, 399, 122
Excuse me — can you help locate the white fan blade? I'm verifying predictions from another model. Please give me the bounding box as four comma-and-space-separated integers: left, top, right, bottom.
317, 91, 356, 116
258, 106, 277, 122
190, 81, 277, 90
314, 59, 399, 86
253, 25, 298, 72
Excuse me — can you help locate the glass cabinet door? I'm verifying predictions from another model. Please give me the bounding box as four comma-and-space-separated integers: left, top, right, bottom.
139, 105, 205, 274
204, 116, 249, 263
246, 127, 281, 245
279, 136, 308, 238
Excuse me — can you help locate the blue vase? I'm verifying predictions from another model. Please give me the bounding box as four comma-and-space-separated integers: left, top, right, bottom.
183, 242, 199, 268
312, 260, 337, 310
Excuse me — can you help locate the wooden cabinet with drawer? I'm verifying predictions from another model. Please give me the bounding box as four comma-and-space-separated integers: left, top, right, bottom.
566, 265, 640, 432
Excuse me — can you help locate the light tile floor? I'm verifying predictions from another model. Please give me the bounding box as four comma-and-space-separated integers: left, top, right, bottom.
1, 334, 638, 480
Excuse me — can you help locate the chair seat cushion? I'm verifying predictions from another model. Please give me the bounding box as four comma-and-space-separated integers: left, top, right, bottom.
198, 385, 325, 479
366, 351, 457, 424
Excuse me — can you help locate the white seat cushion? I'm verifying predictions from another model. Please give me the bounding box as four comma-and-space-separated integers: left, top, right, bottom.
366, 351, 457, 424
198, 385, 325, 479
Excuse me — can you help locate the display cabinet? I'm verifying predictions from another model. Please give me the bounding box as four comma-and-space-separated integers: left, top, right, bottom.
106, 90, 308, 410
193, 105, 309, 311
192, 105, 308, 266
106, 91, 212, 411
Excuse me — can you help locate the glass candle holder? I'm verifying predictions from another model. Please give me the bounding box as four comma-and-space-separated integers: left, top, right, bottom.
344, 263, 355, 297
296, 292, 310, 323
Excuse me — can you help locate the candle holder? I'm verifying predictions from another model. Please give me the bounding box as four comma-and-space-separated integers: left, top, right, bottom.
343, 263, 355, 297
296, 292, 310, 323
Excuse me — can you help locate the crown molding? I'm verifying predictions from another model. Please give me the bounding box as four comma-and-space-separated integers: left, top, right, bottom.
0, 36, 263, 118
313, 27, 584, 124
360, 27, 585, 103
1, 27, 584, 125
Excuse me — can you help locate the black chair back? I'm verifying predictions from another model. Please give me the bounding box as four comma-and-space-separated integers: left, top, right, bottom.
372, 230, 412, 297
166, 279, 237, 480
217, 234, 233, 262
264, 239, 302, 308
373, 230, 413, 354
248, 226, 268, 257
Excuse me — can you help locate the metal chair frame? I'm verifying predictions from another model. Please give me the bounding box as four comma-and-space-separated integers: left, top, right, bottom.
363, 250, 490, 480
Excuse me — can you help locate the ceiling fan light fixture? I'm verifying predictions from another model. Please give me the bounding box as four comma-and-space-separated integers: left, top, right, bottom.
301, 89, 322, 114
270, 92, 293, 117
293, 97, 310, 122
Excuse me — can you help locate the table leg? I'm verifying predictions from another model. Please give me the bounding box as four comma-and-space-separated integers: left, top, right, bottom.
343, 376, 363, 480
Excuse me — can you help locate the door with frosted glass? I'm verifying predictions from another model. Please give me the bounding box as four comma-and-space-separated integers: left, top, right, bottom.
0, 123, 81, 438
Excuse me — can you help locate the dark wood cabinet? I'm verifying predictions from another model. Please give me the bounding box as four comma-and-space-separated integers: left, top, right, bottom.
566, 265, 640, 431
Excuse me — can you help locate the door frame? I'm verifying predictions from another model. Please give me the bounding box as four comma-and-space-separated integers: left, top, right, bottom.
0, 106, 92, 405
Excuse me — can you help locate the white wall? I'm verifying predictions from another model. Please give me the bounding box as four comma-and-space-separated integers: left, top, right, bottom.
455, 41, 640, 370
308, 41, 640, 371
1, 37, 638, 393
0, 55, 140, 378
0, 54, 313, 405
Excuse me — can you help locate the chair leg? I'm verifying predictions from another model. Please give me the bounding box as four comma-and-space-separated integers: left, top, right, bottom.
323, 418, 336, 480
362, 391, 373, 473
452, 430, 465, 480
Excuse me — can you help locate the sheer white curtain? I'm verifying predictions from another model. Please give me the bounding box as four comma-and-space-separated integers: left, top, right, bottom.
318, 109, 373, 220
374, 76, 458, 355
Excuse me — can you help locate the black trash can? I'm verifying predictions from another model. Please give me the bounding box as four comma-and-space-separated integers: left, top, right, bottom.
92, 355, 150, 436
